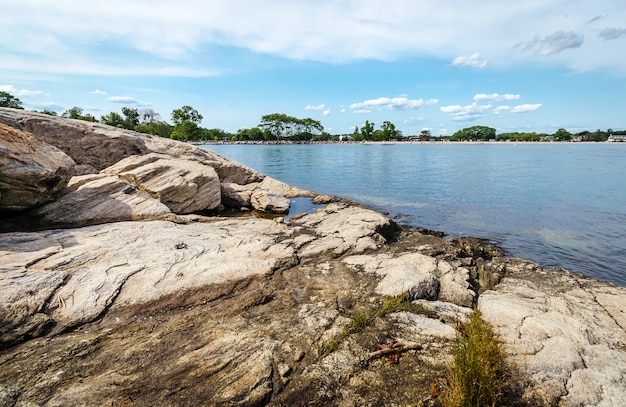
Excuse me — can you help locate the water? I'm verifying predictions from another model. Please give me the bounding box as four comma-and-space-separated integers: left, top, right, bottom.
203, 143, 626, 286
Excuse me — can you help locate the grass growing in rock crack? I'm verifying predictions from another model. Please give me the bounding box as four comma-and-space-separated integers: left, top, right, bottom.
325, 292, 432, 352
441, 309, 505, 407
375, 292, 433, 318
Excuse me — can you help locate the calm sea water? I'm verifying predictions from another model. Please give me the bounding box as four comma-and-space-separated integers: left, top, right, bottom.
203, 143, 626, 287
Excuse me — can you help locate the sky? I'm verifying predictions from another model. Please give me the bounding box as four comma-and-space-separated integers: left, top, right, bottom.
1, 0, 625, 136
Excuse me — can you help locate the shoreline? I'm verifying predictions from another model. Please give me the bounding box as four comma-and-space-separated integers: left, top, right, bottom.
192, 139, 624, 146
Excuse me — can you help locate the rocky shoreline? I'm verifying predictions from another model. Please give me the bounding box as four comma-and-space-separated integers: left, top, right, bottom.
1, 108, 626, 406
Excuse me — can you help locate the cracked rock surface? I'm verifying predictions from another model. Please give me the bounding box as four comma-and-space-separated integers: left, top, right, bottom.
478, 262, 626, 406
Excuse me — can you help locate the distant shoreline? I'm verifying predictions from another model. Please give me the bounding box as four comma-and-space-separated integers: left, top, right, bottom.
191, 140, 623, 146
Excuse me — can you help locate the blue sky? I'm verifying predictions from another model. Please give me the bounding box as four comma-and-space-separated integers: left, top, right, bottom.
1, 0, 625, 136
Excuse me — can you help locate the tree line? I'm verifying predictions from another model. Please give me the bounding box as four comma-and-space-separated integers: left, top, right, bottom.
1, 90, 623, 142
449, 125, 624, 142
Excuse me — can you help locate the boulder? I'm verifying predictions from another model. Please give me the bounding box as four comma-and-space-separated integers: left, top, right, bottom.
103, 153, 221, 213
343, 253, 440, 300
251, 189, 290, 214
0, 108, 264, 184
16, 174, 171, 230
292, 203, 397, 257
221, 182, 252, 208
0, 123, 75, 211
0, 110, 149, 170
438, 266, 476, 307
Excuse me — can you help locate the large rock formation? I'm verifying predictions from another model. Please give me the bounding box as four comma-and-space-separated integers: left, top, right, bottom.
0, 107, 311, 231
1, 109, 626, 406
103, 153, 222, 213
0, 123, 75, 211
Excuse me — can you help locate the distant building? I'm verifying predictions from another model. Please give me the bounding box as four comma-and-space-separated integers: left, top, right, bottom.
607, 134, 626, 142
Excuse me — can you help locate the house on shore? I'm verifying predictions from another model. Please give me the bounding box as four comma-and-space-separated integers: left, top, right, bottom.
607, 134, 626, 142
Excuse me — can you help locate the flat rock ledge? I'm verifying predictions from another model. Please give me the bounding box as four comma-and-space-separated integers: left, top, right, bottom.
1, 110, 626, 406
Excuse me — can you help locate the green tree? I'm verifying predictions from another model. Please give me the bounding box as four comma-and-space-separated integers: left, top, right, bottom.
420, 129, 432, 138
0, 91, 24, 109
171, 106, 203, 125
451, 126, 496, 141
259, 113, 323, 140
237, 127, 264, 141
202, 128, 230, 141
381, 121, 400, 140
62, 107, 96, 122
62, 106, 84, 119
100, 111, 125, 127
361, 120, 375, 139
134, 121, 173, 138
554, 128, 571, 141
121, 107, 140, 129
38, 109, 58, 116
170, 120, 201, 141
170, 106, 203, 141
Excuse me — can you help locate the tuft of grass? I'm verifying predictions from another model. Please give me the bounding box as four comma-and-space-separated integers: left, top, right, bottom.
375, 292, 433, 318
441, 309, 505, 407
349, 310, 370, 333
324, 292, 434, 353
325, 333, 345, 352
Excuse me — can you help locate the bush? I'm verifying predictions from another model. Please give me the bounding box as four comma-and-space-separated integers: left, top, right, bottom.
441, 309, 505, 407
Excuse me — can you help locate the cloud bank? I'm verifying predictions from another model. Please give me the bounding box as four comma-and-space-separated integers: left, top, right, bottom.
440, 102, 492, 121
474, 93, 521, 102
350, 97, 438, 111
2, 1, 625, 75
0, 84, 42, 97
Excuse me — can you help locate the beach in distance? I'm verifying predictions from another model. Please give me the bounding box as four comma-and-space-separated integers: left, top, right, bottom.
203, 142, 626, 286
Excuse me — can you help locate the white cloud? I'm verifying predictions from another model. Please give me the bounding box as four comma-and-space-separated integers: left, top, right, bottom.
323, 109, 331, 116
305, 104, 326, 111
90, 89, 107, 95
350, 97, 437, 111
440, 102, 492, 121
537, 31, 584, 56
0, 84, 42, 97
493, 103, 541, 114
452, 53, 488, 68
599, 27, 626, 40
353, 109, 372, 115
474, 93, 521, 102
510, 103, 542, 113
493, 106, 511, 115
106, 96, 140, 104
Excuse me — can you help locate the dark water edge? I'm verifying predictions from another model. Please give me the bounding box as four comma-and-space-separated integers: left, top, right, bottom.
203, 143, 626, 287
